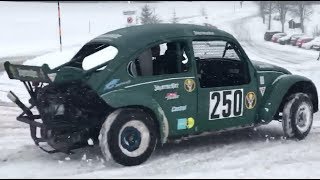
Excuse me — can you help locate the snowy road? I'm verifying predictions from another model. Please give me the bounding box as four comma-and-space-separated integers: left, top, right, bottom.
1, 2, 320, 178
231, 16, 317, 65
1, 105, 320, 178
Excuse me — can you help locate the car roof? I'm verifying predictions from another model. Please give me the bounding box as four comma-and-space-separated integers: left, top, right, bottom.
274, 32, 286, 36
87, 23, 235, 50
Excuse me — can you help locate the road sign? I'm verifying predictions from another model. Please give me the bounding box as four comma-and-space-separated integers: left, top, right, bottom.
123, 10, 136, 15
127, 17, 133, 24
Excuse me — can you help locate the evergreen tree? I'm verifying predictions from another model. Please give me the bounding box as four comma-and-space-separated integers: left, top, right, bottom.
140, 4, 161, 24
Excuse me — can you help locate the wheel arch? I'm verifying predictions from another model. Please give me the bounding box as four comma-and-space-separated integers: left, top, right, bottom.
276, 81, 318, 118
100, 91, 170, 144
258, 74, 318, 123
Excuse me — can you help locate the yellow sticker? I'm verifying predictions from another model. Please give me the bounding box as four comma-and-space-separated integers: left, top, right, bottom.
245, 92, 256, 109
184, 79, 196, 92
187, 117, 195, 129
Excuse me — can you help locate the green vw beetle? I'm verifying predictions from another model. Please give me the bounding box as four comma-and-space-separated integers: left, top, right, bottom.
4, 24, 318, 166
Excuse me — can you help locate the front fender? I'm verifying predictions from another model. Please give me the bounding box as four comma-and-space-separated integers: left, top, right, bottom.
100, 89, 169, 144
258, 74, 315, 123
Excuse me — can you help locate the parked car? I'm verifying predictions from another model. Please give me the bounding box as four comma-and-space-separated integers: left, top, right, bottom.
271, 32, 287, 43
4, 24, 318, 166
311, 42, 320, 51
302, 37, 320, 50
264, 31, 281, 41
296, 36, 314, 48
278, 34, 294, 45
290, 34, 305, 46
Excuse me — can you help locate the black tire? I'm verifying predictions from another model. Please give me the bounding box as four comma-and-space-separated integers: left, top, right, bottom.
282, 93, 313, 140
99, 108, 158, 166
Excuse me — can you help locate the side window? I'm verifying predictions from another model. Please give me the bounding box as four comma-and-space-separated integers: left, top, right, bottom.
128, 41, 190, 77
192, 40, 249, 88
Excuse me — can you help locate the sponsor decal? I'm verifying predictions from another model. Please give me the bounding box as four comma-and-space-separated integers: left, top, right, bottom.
17, 69, 38, 78
184, 79, 195, 92
187, 117, 195, 129
115, 80, 131, 87
245, 92, 256, 109
177, 117, 195, 130
104, 79, 131, 90
171, 105, 187, 112
165, 92, 180, 100
154, 83, 179, 91
104, 79, 120, 90
258, 64, 274, 68
259, 87, 266, 96
260, 76, 265, 85
193, 31, 215, 35
100, 34, 122, 39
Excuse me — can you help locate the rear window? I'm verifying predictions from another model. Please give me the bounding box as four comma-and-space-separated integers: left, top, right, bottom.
69, 43, 118, 71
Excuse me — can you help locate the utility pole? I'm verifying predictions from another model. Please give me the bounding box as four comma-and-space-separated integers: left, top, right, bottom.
57, 1, 62, 52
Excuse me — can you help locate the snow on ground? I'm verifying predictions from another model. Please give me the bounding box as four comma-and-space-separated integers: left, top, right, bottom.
1, 1, 320, 178
1, 104, 320, 178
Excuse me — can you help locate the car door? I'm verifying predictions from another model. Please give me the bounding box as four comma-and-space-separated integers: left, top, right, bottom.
191, 38, 259, 132
128, 40, 198, 137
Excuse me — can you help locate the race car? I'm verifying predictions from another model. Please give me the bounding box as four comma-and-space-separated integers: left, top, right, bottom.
4, 24, 318, 166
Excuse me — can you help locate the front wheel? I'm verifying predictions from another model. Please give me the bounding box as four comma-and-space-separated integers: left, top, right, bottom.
99, 108, 158, 166
282, 93, 313, 140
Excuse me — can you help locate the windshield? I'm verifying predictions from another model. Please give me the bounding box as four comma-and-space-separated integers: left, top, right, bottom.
67, 43, 118, 71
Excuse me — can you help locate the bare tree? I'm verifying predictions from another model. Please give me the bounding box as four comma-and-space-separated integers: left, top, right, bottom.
266, 1, 277, 30
291, 1, 313, 33
275, 1, 291, 32
259, 1, 268, 24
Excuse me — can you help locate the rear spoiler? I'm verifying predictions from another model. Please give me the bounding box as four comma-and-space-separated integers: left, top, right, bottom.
4, 61, 53, 83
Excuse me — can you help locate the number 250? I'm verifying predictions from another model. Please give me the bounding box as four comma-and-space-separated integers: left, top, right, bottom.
210, 89, 243, 120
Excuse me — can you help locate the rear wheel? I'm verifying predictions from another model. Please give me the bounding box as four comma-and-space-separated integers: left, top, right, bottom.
282, 93, 313, 140
99, 108, 158, 166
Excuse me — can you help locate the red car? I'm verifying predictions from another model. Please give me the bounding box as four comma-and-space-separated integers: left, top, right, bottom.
271, 33, 286, 43
296, 36, 314, 47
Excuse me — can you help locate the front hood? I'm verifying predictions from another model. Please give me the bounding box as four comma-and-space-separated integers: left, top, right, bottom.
251, 60, 291, 74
